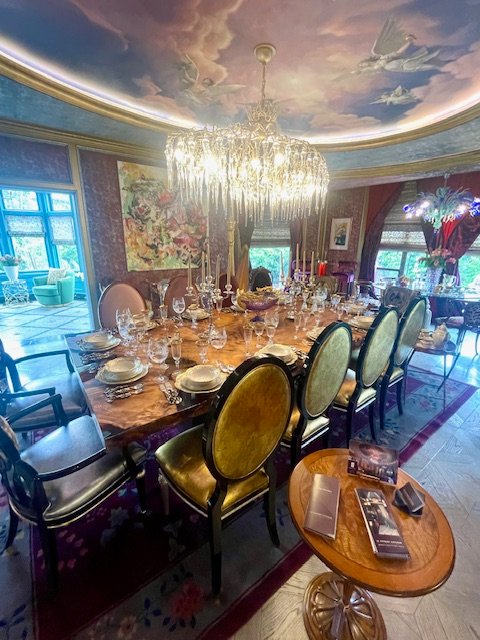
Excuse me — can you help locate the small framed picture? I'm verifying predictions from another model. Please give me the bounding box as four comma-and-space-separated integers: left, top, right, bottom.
329, 218, 352, 251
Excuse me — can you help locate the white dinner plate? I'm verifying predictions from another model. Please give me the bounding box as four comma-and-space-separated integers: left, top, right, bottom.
174, 371, 227, 394
182, 310, 209, 321
95, 362, 149, 385
79, 337, 121, 352
256, 346, 297, 366
348, 317, 375, 330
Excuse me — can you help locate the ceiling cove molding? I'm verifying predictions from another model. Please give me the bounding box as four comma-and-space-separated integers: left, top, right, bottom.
0, 119, 165, 162
2, 53, 480, 151
0, 55, 183, 136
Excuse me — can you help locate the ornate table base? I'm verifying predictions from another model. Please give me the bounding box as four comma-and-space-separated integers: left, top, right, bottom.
303, 572, 386, 640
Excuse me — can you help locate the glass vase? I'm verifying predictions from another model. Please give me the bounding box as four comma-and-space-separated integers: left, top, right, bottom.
424, 267, 443, 293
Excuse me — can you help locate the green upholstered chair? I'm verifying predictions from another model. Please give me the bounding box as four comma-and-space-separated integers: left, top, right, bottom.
378, 297, 427, 430
155, 356, 294, 595
282, 322, 352, 468
32, 271, 75, 306
332, 307, 399, 444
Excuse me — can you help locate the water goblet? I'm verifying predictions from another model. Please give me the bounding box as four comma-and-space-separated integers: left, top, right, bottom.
243, 323, 253, 356
116, 308, 131, 325
294, 311, 304, 340
158, 304, 168, 326
253, 321, 264, 348
117, 316, 135, 354
266, 323, 276, 345
147, 337, 169, 383
170, 339, 182, 377
210, 327, 227, 367
172, 296, 186, 326
196, 338, 209, 363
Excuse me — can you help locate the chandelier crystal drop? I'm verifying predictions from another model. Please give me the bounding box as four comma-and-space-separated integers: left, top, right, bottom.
403, 174, 480, 230
166, 43, 329, 223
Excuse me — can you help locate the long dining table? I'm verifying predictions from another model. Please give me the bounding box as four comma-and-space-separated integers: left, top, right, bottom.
67, 307, 365, 444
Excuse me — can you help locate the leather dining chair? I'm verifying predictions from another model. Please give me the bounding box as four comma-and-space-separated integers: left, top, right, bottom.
98, 282, 147, 330
378, 297, 427, 430
0, 337, 88, 432
0, 394, 147, 590
332, 307, 399, 444
155, 356, 294, 595
282, 322, 352, 468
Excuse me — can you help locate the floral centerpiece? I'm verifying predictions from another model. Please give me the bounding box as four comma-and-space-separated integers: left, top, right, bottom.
418, 248, 456, 292
418, 248, 456, 269
0, 254, 21, 281
0, 254, 21, 267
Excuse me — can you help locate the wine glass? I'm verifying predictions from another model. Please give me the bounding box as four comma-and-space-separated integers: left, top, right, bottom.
170, 339, 182, 377
116, 308, 131, 326
253, 321, 264, 348
294, 311, 304, 340
243, 323, 253, 356
158, 304, 168, 326
147, 337, 169, 382
117, 316, 135, 354
196, 338, 209, 363
172, 296, 186, 326
131, 312, 149, 350
210, 327, 227, 367
265, 322, 276, 345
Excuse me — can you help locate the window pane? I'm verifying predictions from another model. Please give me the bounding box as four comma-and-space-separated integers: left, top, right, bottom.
11, 237, 49, 270
458, 254, 480, 288
250, 246, 290, 287
50, 193, 72, 212
376, 250, 402, 269
2, 189, 39, 211
49, 216, 75, 244
5, 215, 44, 237
403, 252, 425, 279
57, 244, 81, 273
380, 230, 425, 247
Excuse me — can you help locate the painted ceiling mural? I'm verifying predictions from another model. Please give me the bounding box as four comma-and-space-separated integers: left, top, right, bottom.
0, 0, 479, 143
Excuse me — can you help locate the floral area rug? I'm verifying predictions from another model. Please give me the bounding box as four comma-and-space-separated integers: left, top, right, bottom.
0, 367, 475, 640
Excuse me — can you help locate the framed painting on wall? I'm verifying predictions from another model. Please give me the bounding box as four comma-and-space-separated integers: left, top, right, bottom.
117, 161, 207, 271
329, 218, 352, 251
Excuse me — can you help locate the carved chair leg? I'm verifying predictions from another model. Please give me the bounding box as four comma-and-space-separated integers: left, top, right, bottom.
368, 402, 376, 442
5, 505, 19, 550
379, 379, 389, 430
158, 471, 170, 516
208, 500, 223, 596
346, 406, 354, 446
38, 524, 58, 592
134, 468, 148, 516
396, 379, 404, 415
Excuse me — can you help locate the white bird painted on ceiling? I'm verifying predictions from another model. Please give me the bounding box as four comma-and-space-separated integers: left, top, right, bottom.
355, 17, 444, 74
370, 85, 418, 105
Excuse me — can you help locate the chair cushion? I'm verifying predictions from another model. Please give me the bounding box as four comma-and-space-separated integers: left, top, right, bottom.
333, 369, 377, 408
7, 373, 88, 430
32, 285, 60, 297
47, 268, 67, 285
156, 426, 269, 514
39, 442, 146, 523
446, 316, 464, 327
282, 404, 330, 443
389, 366, 404, 384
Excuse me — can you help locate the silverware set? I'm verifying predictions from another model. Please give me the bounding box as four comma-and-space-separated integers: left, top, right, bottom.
104, 383, 144, 403
159, 382, 182, 405
80, 351, 115, 364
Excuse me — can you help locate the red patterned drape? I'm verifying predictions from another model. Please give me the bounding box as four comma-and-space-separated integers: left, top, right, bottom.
358, 182, 403, 281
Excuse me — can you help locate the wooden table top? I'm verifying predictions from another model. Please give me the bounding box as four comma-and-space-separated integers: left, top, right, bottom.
68, 309, 364, 442
288, 449, 455, 598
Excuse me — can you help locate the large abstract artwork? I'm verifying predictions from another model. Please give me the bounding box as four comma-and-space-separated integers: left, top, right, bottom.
117, 162, 206, 271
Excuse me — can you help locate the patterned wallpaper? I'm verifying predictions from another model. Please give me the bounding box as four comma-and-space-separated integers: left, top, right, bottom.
0, 135, 71, 183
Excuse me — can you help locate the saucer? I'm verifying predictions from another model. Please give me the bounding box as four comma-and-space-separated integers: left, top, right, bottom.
174, 371, 227, 393
95, 362, 149, 385
80, 337, 121, 352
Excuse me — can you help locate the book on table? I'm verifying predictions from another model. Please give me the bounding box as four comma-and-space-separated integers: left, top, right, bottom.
355, 488, 409, 560
347, 439, 399, 485
303, 474, 340, 540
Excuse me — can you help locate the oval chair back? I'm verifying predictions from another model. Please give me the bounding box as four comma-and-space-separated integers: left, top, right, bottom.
98, 282, 146, 329
382, 286, 419, 318
300, 322, 352, 421
164, 275, 198, 317
356, 307, 399, 389
394, 297, 427, 367
204, 356, 294, 482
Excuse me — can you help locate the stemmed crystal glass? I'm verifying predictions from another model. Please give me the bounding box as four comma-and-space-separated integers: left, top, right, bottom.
265, 322, 276, 345
196, 338, 209, 363
170, 339, 182, 377
117, 309, 135, 354
294, 311, 304, 340
253, 321, 264, 348
147, 337, 169, 383
172, 296, 186, 326
243, 323, 253, 356
210, 327, 227, 367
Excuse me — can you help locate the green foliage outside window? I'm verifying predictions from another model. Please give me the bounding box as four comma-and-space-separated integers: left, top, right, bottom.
249, 246, 290, 287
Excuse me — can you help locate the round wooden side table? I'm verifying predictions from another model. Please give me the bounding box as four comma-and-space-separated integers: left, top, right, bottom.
288, 449, 455, 640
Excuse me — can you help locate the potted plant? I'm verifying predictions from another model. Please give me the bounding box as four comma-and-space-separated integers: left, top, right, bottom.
0, 254, 21, 282
417, 248, 456, 292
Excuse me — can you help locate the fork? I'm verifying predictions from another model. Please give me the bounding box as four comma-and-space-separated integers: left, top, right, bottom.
104, 388, 144, 403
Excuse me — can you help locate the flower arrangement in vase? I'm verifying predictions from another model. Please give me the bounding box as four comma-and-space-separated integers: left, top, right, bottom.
417, 248, 456, 269
0, 254, 21, 281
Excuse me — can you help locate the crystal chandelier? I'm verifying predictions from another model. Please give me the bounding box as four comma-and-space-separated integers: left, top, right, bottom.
166, 44, 329, 223
403, 174, 480, 230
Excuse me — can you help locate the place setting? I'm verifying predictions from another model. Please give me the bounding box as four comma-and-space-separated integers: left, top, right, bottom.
173, 364, 228, 395
255, 343, 298, 366
78, 331, 121, 353
95, 355, 149, 386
